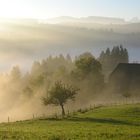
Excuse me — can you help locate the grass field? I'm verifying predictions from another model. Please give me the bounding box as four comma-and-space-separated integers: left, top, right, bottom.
0, 104, 140, 140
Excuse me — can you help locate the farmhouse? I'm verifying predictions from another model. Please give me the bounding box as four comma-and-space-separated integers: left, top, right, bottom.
109, 63, 140, 94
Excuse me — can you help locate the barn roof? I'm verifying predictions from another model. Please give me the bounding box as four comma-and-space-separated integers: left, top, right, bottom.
110, 63, 140, 77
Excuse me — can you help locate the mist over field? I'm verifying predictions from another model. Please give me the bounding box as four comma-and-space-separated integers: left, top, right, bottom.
0, 0, 140, 139
0, 17, 140, 123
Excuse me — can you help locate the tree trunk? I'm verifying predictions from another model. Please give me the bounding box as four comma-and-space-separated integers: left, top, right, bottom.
60, 104, 65, 117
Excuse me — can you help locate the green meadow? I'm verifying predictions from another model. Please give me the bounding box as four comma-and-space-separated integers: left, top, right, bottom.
0, 104, 140, 140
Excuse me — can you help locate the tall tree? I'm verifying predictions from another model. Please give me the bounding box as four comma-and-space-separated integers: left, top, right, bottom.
71, 52, 104, 97
99, 45, 129, 79
10, 65, 21, 82
75, 52, 102, 75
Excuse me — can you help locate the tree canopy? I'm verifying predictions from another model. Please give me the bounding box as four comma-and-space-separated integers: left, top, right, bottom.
71, 52, 104, 97
42, 81, 79, 116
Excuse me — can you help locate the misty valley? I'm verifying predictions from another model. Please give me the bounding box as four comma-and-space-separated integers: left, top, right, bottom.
0, 16, 140, 140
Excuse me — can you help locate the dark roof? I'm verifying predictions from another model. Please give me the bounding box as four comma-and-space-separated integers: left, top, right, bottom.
110, 63, 140, 77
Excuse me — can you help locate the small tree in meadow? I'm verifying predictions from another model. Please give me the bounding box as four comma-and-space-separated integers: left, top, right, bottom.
42, 81, 79, 117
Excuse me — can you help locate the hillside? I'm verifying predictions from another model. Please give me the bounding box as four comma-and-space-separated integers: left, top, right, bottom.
0, 19, 140, 72
0, 104, 140, 140
45, 16, 125, 24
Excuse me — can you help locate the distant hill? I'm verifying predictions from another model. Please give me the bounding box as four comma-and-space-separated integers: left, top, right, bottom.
0, 17, 140, 71
46, 16, 126, 24
130, 17, 140, 23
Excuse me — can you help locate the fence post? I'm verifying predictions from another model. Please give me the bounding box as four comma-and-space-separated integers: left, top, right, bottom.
8, 116, 10, 123
33, 114, 35, 120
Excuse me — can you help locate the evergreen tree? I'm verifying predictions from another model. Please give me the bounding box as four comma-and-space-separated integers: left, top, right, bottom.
99, 45, 129, 79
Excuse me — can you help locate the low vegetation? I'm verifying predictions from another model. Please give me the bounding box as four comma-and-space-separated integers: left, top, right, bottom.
0, 104, 140, 140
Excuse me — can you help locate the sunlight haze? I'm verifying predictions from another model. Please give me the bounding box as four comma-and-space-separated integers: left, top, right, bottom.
0, 0, 139, 139
0, 0, 139, 19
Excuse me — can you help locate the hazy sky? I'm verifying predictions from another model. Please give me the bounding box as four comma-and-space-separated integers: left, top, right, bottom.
0, 0, 139, 19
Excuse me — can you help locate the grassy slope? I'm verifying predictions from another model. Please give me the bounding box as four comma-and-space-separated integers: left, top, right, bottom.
0, 104, 140, 140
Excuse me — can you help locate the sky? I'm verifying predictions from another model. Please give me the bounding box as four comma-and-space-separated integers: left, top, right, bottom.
0, 0, 139, 20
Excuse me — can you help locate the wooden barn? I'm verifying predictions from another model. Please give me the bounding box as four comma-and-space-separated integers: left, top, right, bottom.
109, 63, 140, 94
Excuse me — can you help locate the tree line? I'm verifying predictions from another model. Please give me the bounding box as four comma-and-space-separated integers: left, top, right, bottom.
0, 45, 129, 116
